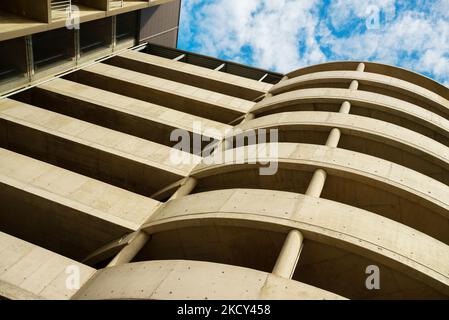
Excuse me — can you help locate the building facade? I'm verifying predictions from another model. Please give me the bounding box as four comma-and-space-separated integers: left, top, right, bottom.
0, 0, 449, 300
0, 0, 182, 95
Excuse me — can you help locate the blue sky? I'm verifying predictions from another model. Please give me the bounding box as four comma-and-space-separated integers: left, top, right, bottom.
178, 0, 449, 86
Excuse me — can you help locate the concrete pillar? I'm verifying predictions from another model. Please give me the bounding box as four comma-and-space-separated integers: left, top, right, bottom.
305, 169, 327, 198
25, 36, 34, 80
111, 16, 117, 51
271, 63, 366, 280
169, 177, 198, 200
326, 128, 341, 148
74, 29, 80, 65
339, 101, 351, 114
107, 231, 149, 267
349, 80, 359, 91
272, 230, 303, 279
108, 177, 198, 267
203, 137, 233, 157
240, 112, 255, 124
272, 168, 328, 278
271, 169, 327, 278
356, 62, 366, 72
349, 63, 364, 91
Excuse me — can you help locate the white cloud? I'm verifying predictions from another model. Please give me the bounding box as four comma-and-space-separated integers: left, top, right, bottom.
180, 0, 449, 86
181, 0, 326, 73
327, 0, 396, 32
320, 6, 449, 85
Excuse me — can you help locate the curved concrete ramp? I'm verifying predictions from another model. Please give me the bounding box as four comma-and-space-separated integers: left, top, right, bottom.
233, 111, 449, 184
270, 70, 449, 118
141, 189, 449, 296
250, 89, 449, 147
191, 143, 449, 245
74, 260, 345, 300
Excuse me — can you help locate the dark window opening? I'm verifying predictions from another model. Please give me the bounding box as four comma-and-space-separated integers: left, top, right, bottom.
116, 12, 137, 43
32, 28, 75, 71
0, 37, 27, 81
80, 17, 112, 55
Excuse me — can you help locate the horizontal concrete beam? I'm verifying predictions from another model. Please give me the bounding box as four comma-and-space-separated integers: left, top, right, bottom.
0, 147, 160, 260
108, 50, 272, 100
68, 63, 254, 123
0, 231, 95, 300
33, 78, 230, 145
0, 98, 198, 197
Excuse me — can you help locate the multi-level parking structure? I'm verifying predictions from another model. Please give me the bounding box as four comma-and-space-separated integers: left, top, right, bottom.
0, 44, 448, 300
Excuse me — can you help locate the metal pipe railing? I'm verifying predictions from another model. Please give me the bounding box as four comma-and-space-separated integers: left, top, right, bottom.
110, 0, 124, 8
51, 0, 72, 19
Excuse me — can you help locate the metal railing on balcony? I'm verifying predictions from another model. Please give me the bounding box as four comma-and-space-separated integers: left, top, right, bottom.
110, 0, 124, 9
51, 0, 72, 20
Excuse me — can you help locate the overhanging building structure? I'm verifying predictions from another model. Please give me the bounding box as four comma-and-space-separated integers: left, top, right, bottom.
0, 0, 182, 94
0, 0, 449, 300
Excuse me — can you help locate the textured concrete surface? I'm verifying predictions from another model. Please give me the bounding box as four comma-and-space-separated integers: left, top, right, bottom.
285, 61, 449, 100
68, 63, 255, 123
140, 189, 449, 297
0, 48, 448, 299
271, 71, 449, 118
35, 78, 230, 143
192, 143, 449, 244
74, 260, 345, 300
109, 50, 272, 100
0, 231, 95, 300
0, 147, 161, 260
233, 111, 449, 184
0, 98, 198, 197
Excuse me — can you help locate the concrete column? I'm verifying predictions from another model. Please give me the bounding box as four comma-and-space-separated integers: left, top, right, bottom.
349, 63, 364, 90
271, 169, 327, 279
107, 231, 149, 267
169, 177, 198, 200
107, 177, 198, 267
240, 112, 255, 124
74, 29, 80, 65
203, 138, 231, 157
305, 169, 327, 198
111, 15, 117, 51
271, 63, 366, 280
241, 91, 272, 124
326, 128, 341, 148
25, 36, 34, 81
272, 230, 303, 279
339, 101, 351, 114
356, 62, 366, 72
349, 79, 359, 91
271, 167, 327, 279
